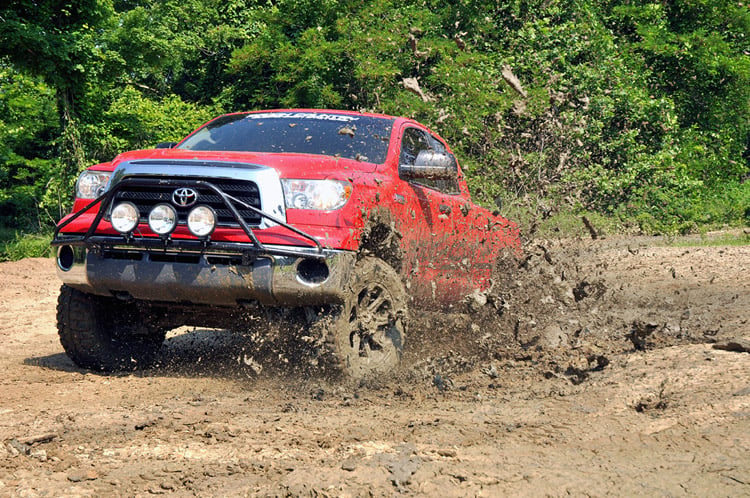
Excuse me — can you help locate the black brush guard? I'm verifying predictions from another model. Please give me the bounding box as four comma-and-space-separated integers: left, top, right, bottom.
51, 177, 325, 260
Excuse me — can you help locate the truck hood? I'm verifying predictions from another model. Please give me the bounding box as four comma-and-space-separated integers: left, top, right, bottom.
108, 148, 379, 176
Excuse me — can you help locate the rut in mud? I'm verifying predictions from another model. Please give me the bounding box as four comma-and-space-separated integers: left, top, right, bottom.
1, 233, 748, 496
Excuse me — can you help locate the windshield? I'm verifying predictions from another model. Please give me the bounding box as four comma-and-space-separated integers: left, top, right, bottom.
177, 112, 394, 164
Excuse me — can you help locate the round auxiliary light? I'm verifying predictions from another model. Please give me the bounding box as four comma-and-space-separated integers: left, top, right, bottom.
148, 203, 178, 235
187, 205, 217, 237
111, 202, 140, 234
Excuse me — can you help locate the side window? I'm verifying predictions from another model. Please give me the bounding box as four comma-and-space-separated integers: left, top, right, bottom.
399, 127, 459, 194
428, 135, 447, 154
399, 127, 431, 166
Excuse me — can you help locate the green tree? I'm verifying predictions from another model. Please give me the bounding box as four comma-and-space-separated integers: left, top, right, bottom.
0, 0, 116, 221
0, 0, 115, 145
609, 0, 749, 183
0, 65, 58, 230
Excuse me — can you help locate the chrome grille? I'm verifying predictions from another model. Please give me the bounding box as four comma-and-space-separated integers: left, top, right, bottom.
111, 178, 262, 227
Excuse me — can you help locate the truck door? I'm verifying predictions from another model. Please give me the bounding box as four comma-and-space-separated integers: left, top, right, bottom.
397, 126, 470, 305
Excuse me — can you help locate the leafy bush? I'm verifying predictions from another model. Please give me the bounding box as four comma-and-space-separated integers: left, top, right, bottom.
0, 232, 53, 262
0, 67, 60, 231
82, 87, 216, 162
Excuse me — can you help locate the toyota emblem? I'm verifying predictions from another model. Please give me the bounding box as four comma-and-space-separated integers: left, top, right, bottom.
172, 187, 198, 207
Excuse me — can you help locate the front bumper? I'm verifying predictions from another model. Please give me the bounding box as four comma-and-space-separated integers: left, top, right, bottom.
55, 243, 356, 307
53, 168, 358, 307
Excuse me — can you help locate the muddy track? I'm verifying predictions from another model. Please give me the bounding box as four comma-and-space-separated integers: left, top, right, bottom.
1, 234, 748, 496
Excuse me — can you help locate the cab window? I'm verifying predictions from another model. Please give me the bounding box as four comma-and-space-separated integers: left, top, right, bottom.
399, 127, 459, 194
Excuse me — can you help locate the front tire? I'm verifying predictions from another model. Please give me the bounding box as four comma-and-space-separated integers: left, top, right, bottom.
322, 257, 407, 380
57, 285, 166, 372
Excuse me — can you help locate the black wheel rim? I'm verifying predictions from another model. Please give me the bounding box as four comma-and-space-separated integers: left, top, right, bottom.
345, 282, 400, 371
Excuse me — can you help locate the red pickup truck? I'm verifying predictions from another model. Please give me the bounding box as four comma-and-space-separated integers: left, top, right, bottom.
52, 110, 520, 379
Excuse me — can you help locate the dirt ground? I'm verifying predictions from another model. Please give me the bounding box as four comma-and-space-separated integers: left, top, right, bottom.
1, 233, 748, 497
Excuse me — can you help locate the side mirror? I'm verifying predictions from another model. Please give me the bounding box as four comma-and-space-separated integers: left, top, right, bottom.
155, 141, 178, 149
400, 150, 457, 180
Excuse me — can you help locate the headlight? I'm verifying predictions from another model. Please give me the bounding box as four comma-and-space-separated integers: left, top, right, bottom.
111, 202, 140, 234
148, 203, 178, 235
187, 206, 216, 237
281, 179, 352, 211
76, 171, 111, 199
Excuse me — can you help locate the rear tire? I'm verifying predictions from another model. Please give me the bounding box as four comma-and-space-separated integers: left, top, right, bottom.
57, 285, 166, 372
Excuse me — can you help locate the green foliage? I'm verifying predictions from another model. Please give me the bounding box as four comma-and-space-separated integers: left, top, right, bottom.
224, 0, 350, 109
82, 87, 216, 161
663, 229, 750, 248
107, 0, 264, 103
609, 0, 749, 184
0, 66, 60, 230
0, 232, 53, 262
0, 0, 115, 98
0, 0, 748, 242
